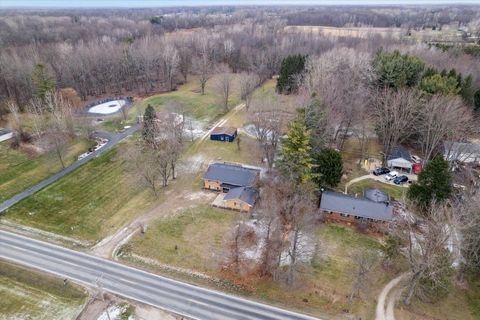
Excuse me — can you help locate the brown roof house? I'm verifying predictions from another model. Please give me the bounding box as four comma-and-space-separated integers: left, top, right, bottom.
203, 163, 260, 212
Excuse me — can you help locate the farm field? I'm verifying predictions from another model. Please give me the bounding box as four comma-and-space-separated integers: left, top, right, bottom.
0, 260, 86, 320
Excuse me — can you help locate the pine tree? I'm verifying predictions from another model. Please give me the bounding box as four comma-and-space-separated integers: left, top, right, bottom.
143, 104, 157, 145
32, 64, 56, 103
276, 54, 306, 94
277, 110, 315, 183
407, 157, 451, 209
474, 89, 480, 112
312, 148, 343, 189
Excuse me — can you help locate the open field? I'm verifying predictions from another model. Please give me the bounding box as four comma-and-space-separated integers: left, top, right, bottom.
0, 138, 92, 203
100, 75, 241, 133
285, 25, 465, 43
4, 144, 162, 243
127, 205, 239, 274
0, 260, 86, 320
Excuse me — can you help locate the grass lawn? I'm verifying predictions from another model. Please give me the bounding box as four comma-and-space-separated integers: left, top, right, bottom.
397, 283, 477, 320
0, 260, 86, 320
4, 143, 161, 243
128, 205, 239, 274
186, 133, 263, 167
348, 179, 406, 200
0, 138, 92, 203
255, 224, 387, 318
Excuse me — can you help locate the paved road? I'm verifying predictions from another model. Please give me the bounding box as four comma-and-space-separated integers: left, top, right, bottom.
0, 125, 140, 213
0, 230, 320, 320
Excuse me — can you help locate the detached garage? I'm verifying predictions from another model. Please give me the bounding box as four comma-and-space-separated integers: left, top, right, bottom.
387, 145, 413, 173
210, 127, 237, 142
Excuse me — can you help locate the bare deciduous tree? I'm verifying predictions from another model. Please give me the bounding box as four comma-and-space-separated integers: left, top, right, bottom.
349, 250, 378, 300
418, 94, 472, 164
239, 72, 260, 110
215, 70, 233, 113
162, 44, 180, 91
370, 88, 421, 165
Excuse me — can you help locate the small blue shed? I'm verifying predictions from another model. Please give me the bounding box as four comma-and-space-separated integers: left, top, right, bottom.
210, 127, 237, 142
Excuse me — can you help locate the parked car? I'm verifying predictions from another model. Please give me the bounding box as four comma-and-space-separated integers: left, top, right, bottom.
373, 167, 390, 176
411, 155, 421, 164
393, 175, 409, 185
385, 171, 399, 181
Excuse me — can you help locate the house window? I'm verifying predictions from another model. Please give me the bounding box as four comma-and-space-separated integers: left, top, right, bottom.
220, 136, 224, 141
235, 202, 242, 208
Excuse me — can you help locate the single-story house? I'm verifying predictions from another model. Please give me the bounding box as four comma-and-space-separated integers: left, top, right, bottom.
319, 190, 393, 227
444, 141, 480, 164
0, 128, 13, 143
210, 127, 237, 142
221, 187, 258, 212
204, 163, 260, 212
203, 162, 260, 192
387, 145, 413, 173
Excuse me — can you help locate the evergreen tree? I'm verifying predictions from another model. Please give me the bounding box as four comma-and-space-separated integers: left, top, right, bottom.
304, 96, 328, 154
407, 157, 452, 209
276, 54, 306, 94
419, 73, 460, 96
277, 110, 315, 183
372, 49, 425, 89
32, 64, 56, 103
142, 104, 157, 144
312, 148, 343, 189
459, 74, 475, 106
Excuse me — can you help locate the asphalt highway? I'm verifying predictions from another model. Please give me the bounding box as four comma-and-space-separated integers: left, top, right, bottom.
0, 230, 320, 320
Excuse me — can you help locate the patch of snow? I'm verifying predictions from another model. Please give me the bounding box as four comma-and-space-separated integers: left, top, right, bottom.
88, 100, 126, 115
97, 304, 133, 320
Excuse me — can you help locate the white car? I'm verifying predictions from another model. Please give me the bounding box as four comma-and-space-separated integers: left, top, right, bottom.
411, 155, 421, 164
385, 171, 399, 181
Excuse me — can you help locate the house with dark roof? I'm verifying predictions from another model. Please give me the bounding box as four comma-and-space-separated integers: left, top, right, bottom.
210, 127, 237, 142
203, 163, 260, 212
0, 128, 13, 143
319, 190, 393, 228
387, 145, 413, 173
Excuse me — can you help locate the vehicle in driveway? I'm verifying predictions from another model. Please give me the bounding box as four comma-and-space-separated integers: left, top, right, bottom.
393, 175, 408, 184
373, 167, 390, 176
385, 171, 399, 181
411, 155, 421, 164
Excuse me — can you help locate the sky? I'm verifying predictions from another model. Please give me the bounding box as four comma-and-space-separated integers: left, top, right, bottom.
1, 0, 480, 8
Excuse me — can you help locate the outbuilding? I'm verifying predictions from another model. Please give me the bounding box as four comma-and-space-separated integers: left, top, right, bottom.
210, 127, 237, 142
387, 145, 413, 173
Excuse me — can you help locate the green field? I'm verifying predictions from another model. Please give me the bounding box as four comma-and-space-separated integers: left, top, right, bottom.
4, 144, 161, 242
0, 260, 86, 320
0, 138, 92, 203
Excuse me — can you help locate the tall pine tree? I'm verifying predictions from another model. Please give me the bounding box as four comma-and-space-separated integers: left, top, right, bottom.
407, 157, 451, 209
277, 110, 315, 183
276, 54, 306, 94
143, 104, 157, 145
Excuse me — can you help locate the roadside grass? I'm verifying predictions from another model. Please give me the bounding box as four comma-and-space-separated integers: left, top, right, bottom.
128, 205, 239, 274
347, 179, 406, 201
0, 138, 92, 203
0, 260, 86, 320
466, 273, 480, 319
4, 143, 162, 243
